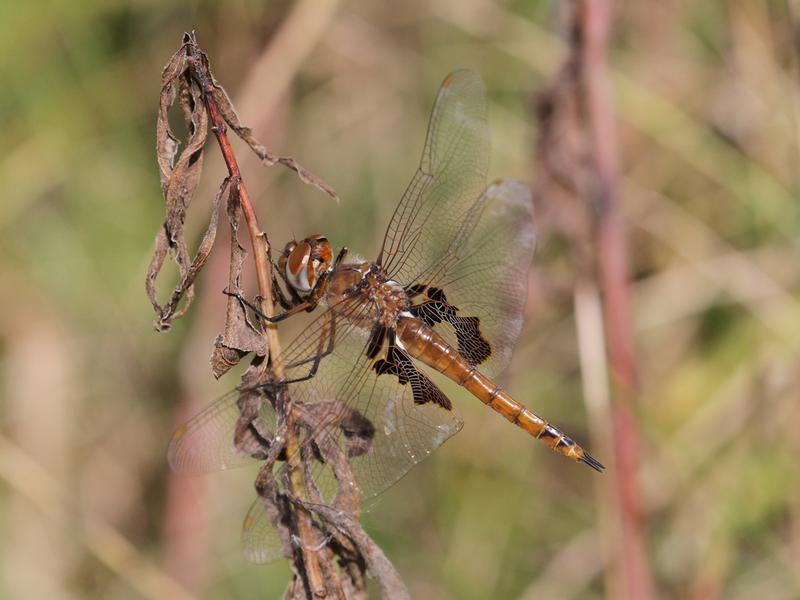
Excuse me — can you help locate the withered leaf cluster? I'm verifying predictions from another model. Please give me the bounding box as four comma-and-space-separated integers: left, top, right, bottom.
248, 396, 407, 599
146, 32, 337, 377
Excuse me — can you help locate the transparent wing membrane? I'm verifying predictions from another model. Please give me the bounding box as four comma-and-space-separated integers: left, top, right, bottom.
168, 390, 277, 474
241, 498, 288, 564
377, 72, 534, 377
379, 69, 490, 288
426, 179, 535, 377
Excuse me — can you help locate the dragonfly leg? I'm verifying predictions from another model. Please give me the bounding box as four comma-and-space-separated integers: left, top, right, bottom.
272, 270, 297, 310
223, 288, 315, 323
283, 314, 337, 384
332, 246, 348, 267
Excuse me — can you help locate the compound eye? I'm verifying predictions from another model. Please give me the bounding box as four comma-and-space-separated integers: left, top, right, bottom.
285, 241, 313, 293
313, 236, 332, 266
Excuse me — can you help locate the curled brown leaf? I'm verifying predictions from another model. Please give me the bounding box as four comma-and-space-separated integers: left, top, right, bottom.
210, 184, 268, 378
147, 39, 210, 330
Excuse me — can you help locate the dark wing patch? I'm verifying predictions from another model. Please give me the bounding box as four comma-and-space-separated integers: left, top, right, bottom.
408, 286, 492, 367
339, 409, 377, 458
372, 329, 452, 410
366, 323, 387, 360
405, 283, 427, 299
451, 315, 491, 366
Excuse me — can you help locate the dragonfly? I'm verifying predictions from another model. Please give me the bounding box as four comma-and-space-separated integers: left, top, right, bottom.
168, 69, 603, 563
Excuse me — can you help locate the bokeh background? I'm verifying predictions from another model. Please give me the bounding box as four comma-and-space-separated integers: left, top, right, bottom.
2, 1, 800, 598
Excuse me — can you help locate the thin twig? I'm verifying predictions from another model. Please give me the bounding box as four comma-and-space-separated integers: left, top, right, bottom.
183, 39, 326, 597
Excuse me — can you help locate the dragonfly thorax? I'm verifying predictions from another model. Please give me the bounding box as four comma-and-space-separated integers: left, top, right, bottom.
325, 261, 373, 302
372, 276, 412, 328
322, 262, 409, 327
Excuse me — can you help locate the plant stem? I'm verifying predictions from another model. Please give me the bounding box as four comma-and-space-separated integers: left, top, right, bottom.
578, 1, 654, 598
185, 45, 326, 598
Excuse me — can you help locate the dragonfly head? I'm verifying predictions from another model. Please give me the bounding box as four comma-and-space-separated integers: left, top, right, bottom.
279, 235, 333, 294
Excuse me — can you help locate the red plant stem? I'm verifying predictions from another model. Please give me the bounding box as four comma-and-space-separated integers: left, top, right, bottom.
579, 1, 655, 599
185, 48, 325, 597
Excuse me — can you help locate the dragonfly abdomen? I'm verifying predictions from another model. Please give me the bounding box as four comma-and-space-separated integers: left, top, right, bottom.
396, 316, 604, 472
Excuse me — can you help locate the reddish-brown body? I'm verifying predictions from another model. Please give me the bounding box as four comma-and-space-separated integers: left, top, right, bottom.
318, 259, 595, 467
396, 315, 591, 464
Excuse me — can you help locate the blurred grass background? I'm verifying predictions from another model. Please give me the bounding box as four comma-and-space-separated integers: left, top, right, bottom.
1, 0, 800, 598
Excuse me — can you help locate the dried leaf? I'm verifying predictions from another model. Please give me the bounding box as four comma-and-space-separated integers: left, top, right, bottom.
210, 184, 268, 376
155, 41, 189, 189
150, 35, 389, 598
147, 36, 217, 330
146, 140, 219, 333
255, 468, 296, 561
293, 497, 410, 600
244, 396, 294, 563
209, 341, 247, 379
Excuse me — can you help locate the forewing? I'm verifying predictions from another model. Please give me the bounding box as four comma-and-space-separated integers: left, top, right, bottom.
424, 179, 535, 378
170, 292, 463, 562
169, 286, 461, 490
378, 69, 489, 287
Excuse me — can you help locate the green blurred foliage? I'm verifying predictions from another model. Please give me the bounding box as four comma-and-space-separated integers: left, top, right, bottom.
1, 1, 799, 599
